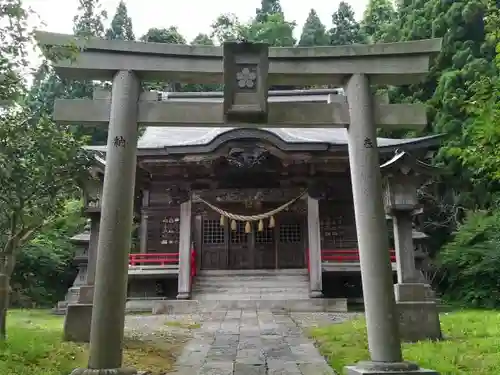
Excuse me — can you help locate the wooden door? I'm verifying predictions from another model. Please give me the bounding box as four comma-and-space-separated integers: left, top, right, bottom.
277, 213, 306, 269
228, 221, 253, 269
254, 223, 276, 269
200, 216, 227, 269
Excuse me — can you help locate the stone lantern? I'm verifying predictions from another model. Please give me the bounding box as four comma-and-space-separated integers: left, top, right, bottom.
54, 225, 90, 315
223, 41, 269, 124
64, 166, 103, 342
381, 150, 443, 342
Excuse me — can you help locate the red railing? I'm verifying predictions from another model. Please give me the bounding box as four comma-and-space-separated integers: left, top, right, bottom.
190, 248, 196, 281
129, 252, 179, 266
321, 249, 396, 263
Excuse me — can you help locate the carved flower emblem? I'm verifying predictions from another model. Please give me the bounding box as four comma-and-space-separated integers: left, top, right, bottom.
236, 67, 257, 89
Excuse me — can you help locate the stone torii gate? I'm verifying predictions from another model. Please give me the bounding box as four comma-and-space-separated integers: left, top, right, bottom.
36, 31, 441, 375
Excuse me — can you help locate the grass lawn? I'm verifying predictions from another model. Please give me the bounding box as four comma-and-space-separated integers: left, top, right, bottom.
310, 310, 500, 375
0, 309, 187, 375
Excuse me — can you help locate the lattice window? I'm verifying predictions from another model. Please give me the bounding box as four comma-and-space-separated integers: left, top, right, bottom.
255, 226, 274, 244
202, 219, 225, 244
230, 221, 248, 244
161, 216, 180, 245
279, 222, 302, 243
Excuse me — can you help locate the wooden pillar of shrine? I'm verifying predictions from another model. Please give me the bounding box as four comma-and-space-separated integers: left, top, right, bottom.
307, 195, 323, 297
177, 199, 192, 299
139, 190, 149, 254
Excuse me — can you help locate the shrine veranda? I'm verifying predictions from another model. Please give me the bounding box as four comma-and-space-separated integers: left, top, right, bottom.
37, 31, 443, 375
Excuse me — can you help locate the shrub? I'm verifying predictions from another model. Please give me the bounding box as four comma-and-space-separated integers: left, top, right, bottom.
10, 200, 85, 307
437, 209, 500, 307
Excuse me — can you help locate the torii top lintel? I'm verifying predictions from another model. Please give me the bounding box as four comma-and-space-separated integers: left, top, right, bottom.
35, 31, 442, 86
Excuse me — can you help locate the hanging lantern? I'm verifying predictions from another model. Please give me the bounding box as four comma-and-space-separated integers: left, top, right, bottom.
245, 221, 252, 233
231, 220, 237, 231
220, 215, 225, 227
269, 216, 275, 228
258, 219, 264, 232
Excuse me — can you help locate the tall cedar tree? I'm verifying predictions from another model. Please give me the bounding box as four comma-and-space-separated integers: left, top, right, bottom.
298, 9, 329, 46
329, 2, 365, 45
106, 0, 135, 40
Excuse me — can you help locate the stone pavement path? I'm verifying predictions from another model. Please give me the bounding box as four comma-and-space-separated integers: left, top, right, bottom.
152, 310, 356, 375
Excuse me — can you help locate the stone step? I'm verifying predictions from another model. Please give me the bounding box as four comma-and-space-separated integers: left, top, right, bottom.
133, 298, 349, 314
192, 269, 311, 303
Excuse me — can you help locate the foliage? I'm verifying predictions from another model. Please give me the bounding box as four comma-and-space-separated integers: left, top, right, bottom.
360, 0, 397, 43
0, 309, 187, 374
329, 2, 365, 46
0, 110, 90, 273
106, 0, 135, 41
141, 26, 186, 44
0, 0, 30, 104
311, 310, 500, 375
247, 12, 296, 47
210, 13, 249, 44
255, 0, 283, 24
298, 9, 328, 46
436, 210, 500, 307
72, 0, 107, 38
191, 33, 213, 46
10, 201, 85, 307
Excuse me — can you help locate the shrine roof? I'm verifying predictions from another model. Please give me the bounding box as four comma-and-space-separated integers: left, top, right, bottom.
70, 231, 90, 243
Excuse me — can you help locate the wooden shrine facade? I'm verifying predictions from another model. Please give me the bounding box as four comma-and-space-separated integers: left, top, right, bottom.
82, 90, 442, 292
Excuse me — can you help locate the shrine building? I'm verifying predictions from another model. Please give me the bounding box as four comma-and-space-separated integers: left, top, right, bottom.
80, 88, 441, 309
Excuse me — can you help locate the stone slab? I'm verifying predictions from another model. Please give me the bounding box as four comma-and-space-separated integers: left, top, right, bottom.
64, 303, 93, 342
161, 310, 354, 375
78, 285, 94, 304
394, 283, 430, 302
397, 301, 442, 342
150, 299, 348, 314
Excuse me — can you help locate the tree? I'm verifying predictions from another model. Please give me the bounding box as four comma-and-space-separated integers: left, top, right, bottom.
72, 0, 107, 38
255, 0, 283, 23
28, 0, 109, 145
210, 13, 249, 44
191, 33, 214, 45
248, 12, 296, 47
298, 9, 328, 46
361, 0, 397, 43
0, 110, 89, 337
106, 0, 135, 41
329, 2, 365, 46
0, 0, 30, 105
444, 1, 500, 185
141, 27, 186, 44
0, 0, 89, 340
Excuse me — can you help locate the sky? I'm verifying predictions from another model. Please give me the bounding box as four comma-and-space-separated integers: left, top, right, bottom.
25, 0, 369, 42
